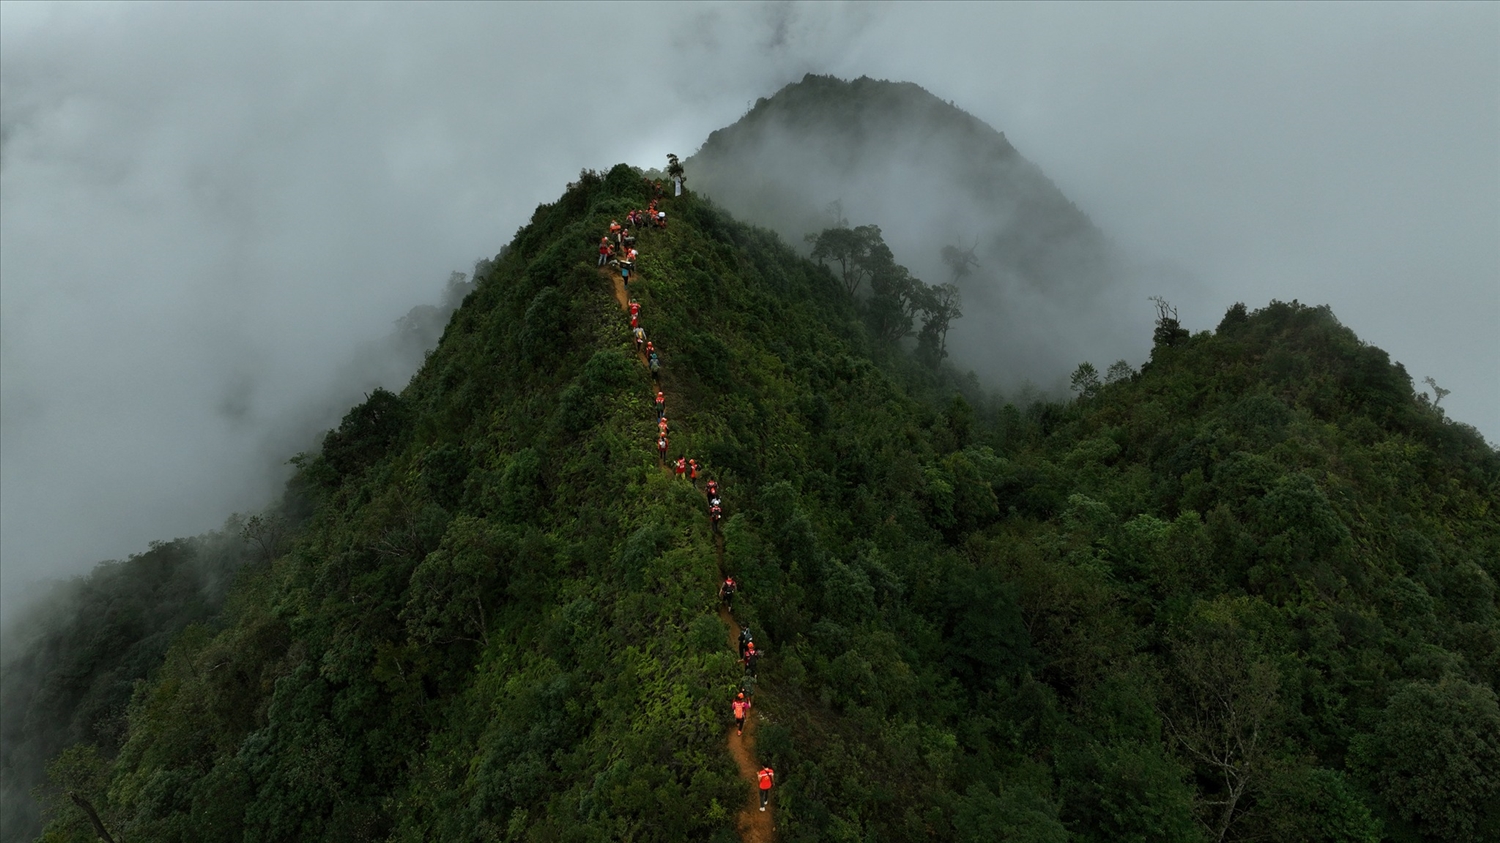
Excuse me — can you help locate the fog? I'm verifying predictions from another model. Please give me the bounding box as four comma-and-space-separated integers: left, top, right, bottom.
3, 2, 1496, 622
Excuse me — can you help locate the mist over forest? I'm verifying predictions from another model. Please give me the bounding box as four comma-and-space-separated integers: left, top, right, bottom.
1, 4, 1496, 842
685, 74, 1204, 397
3, 3, 1494, 620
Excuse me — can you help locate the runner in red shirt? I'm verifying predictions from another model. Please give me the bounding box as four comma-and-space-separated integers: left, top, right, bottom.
758, 766, 775, 811
732, 693, 752, 736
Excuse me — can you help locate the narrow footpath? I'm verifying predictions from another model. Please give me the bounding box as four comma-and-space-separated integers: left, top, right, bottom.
601, 197, 775, 841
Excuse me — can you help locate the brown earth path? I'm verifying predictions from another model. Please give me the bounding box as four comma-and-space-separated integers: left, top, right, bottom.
604, 257, 775, 842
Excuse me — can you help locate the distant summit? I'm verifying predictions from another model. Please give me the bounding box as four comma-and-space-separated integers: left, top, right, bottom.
687, 74, 1167, 392
690, 75, 1108, 296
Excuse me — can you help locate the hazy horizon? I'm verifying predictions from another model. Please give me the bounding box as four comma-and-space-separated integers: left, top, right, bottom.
3, 1, 1495, 622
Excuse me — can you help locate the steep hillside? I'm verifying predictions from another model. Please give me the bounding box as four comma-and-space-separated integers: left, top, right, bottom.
28, 166, 1500, 843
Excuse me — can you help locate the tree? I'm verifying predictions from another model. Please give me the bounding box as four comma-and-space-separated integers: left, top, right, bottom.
1422, 376, 1450, 409
941, 242, 980, 284
402, 514, 513, 647
916, 282, 963, 366
239, 512, 286, 564
1105, 360, 1134, 384
1161, 624, 1282, 843
866, 262, 934, 343
1070, 363, 1102, 399
805, 224, 886, 297
1358, 677, 1500, 842
666, 153, 685, 195
1151, 296, 1190, 347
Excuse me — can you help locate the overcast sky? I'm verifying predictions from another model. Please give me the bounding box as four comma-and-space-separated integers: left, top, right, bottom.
2, 1, 1495, 620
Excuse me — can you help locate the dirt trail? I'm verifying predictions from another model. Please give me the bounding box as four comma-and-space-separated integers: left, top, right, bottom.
604, 261, 775, 842
721, 601, 774, 843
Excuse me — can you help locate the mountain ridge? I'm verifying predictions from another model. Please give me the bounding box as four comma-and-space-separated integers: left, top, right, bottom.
8, 157, 1498, 843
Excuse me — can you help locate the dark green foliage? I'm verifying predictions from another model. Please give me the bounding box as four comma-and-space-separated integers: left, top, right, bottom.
1, 531, 258, 843
319, 388, 409, 481
23, 171, 1499, 843
1355, 677, 1500, 842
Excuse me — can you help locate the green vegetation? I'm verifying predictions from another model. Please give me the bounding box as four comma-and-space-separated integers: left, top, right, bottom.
16, 164, 1498, 843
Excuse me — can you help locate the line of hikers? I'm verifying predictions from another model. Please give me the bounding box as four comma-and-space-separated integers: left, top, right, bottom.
724, 582, 773, 810
606, 169, 772, 815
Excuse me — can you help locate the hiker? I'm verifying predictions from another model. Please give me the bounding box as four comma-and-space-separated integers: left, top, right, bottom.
710, 495, 722, 510
758, 766, 775, 811
630, 311, 639, 329
644, 341, 655, 357
743, 642, 759, 675
732, 692, 751, 736
657, 435, 669, 461
656, 211, 667, 230
629, 300, 640, 318
658, 416, 669, 437
705, 479, 718, 498
622, 230, 636, 248
688, 459, 700, 486
709, 503, 722, 532
674, 456, 687, 479
620, 259, 633, 286
738, 625, 753, 658
609, 219, 622, 238
633, 326, 646, 352
649, 353, 661, 381
653, 180, 664, 199
720, 576, 737, 609
598, 237, 612, 267
627, 247, 638, 263
655, 390, 666, 419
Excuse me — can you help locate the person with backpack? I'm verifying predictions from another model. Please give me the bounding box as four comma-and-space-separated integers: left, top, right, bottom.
705, 479, 718, 498
688, 459, 700, 486
758, 766, 775, 811
732, 692, 751, 737
743, 642, 759, 675
633, 326, 646, 353
620, 259, 633, 286
710, 502, 722, 532
720, 576, 737, 609
657, 435, 669, 461
658, 416, 669, 437
655, 390, 666, 419
598, 237, 612, 267
738, 626, 753, 659
674, 457, 687, 479
649, 353, 660, 381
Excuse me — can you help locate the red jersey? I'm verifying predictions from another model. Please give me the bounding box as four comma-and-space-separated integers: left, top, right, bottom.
758, 768, 774, 790
733, 700, 751, 718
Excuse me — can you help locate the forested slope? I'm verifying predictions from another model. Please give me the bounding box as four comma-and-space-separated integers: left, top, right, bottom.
30, 164, 1500, 843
